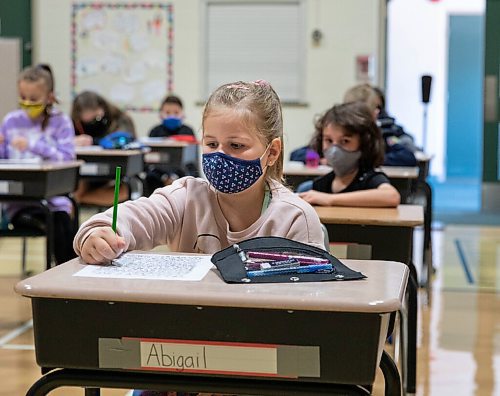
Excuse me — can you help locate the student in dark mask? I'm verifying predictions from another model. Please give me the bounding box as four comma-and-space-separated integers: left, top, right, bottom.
71, 91, 136, 206
71, 91, 135, 146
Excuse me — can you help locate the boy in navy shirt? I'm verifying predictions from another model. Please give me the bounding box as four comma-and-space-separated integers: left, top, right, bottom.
149, 95, 195, 138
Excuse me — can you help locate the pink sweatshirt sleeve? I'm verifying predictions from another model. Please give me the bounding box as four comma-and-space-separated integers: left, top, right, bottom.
73, 181, 187, 256
282, 202, 326, 251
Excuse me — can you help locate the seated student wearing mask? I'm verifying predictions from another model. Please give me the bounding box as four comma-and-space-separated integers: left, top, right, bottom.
145, 95, 198, 194
149, 95, 195, 138
299, 102, 400, 207
344, 84, 417, 167
372, 86, 419, 154
71, 91, 136, 205
72, 91, 136, 146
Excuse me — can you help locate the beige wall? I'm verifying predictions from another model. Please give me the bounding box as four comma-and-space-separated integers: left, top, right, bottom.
33, 0, 384, 159
0, 38, 21, 121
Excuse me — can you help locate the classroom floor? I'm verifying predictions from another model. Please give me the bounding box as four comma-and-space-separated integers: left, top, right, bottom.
0, 222, 499, 395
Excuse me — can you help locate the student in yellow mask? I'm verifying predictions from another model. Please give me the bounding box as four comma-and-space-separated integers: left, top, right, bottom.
0, 64, 77, 265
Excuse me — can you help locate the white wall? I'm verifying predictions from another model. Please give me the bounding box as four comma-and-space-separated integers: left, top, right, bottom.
387, 0, 485, 180
33, 0, 384, 160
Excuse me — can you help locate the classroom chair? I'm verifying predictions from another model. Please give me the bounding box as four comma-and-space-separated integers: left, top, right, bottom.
0, 196, 79, 275
0, 200, 54, 275
321, 223, 330, 251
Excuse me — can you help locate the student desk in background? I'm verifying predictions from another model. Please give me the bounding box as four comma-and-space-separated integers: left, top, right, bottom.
16, 257, 409, 396
315, 204, 423, 394
378, 166, 419, 203
414, 151, 432, 181
75, 147, 144, 200
283, 161, 331, 190
141, 137, 200, 176
0, 160, 82, 271
376, 163, 432, 297
410, 151, 434, 296
283, 161, 418, 202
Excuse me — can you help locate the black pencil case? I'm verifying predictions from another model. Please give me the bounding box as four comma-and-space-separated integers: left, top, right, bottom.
211, 236, 366, 283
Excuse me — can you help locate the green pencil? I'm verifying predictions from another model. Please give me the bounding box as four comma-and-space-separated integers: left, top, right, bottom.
112, 166, 121, 233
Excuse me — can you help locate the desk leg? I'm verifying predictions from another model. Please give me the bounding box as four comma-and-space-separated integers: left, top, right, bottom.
323, 224, 418, 395
67, 194, 80, 232
40, 200, 54, 270
380, 350, 401, 396
85, 389, 100, 396
406, 265, 418, 394
420, 180, 433, 304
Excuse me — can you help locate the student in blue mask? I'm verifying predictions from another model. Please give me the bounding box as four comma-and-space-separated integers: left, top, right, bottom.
145, 95, 197, 194
75, 80, 325, 264
299, 102, 400, 207
149, 95, 195, 138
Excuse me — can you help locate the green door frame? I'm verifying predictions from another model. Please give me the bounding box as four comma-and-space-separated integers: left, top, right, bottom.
482, 0, 500, 210
0, 1, 32, 67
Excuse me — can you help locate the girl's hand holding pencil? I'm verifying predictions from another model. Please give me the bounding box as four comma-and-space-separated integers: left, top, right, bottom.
80, 226, 126, 265
80, 167, 126, 265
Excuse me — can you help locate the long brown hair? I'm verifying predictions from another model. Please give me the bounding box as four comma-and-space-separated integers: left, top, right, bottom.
71, 91, 135, 137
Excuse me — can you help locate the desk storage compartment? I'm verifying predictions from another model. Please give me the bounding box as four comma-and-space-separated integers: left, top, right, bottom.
32, 298, 389, 387
146, 146, 183, 166
0, 167, 78, 199
76, 153, 143, 178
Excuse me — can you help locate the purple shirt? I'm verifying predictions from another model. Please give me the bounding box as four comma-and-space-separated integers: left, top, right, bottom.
0, 109, 76, 216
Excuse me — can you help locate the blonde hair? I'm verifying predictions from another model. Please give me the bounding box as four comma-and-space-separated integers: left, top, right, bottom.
343, 83, 380, 113
202, 80, 284, 183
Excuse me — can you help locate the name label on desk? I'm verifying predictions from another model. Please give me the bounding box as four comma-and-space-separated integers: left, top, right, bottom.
0, 180, 23, 195
144, 152, 170, 163
80, 163, 109, 176
140, 339, 277, 376
99, 337, 320, 378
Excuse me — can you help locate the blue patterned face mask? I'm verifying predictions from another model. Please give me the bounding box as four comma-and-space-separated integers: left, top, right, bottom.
202, 149, 268, 194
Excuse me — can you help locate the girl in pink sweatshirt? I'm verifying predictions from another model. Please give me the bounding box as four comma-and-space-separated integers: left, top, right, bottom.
74, 80, 324, 264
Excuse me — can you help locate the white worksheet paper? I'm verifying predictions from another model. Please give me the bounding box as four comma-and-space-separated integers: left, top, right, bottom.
73, 254, 214, 281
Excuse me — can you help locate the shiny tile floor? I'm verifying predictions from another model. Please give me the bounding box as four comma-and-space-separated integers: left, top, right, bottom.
0, 224, 499, 395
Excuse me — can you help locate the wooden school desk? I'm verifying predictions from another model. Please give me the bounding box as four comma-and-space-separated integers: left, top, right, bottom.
283, 161, 331, 190
76, 147, 144, 199
315, 204, 423, 394
410, 152, 434, 297
141, 138, 199, 175
376, 164, 432, 296
284, 162, 419, 202
0, 160, 82, 270
16, 257, 409, 396
414, 151, 432, 181
378, 166, 419, 203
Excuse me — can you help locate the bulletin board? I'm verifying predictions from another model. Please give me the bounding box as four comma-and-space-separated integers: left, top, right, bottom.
71, 3, 173, 111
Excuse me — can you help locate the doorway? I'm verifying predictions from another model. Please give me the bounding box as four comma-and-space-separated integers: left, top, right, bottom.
439, 14, 484, 212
